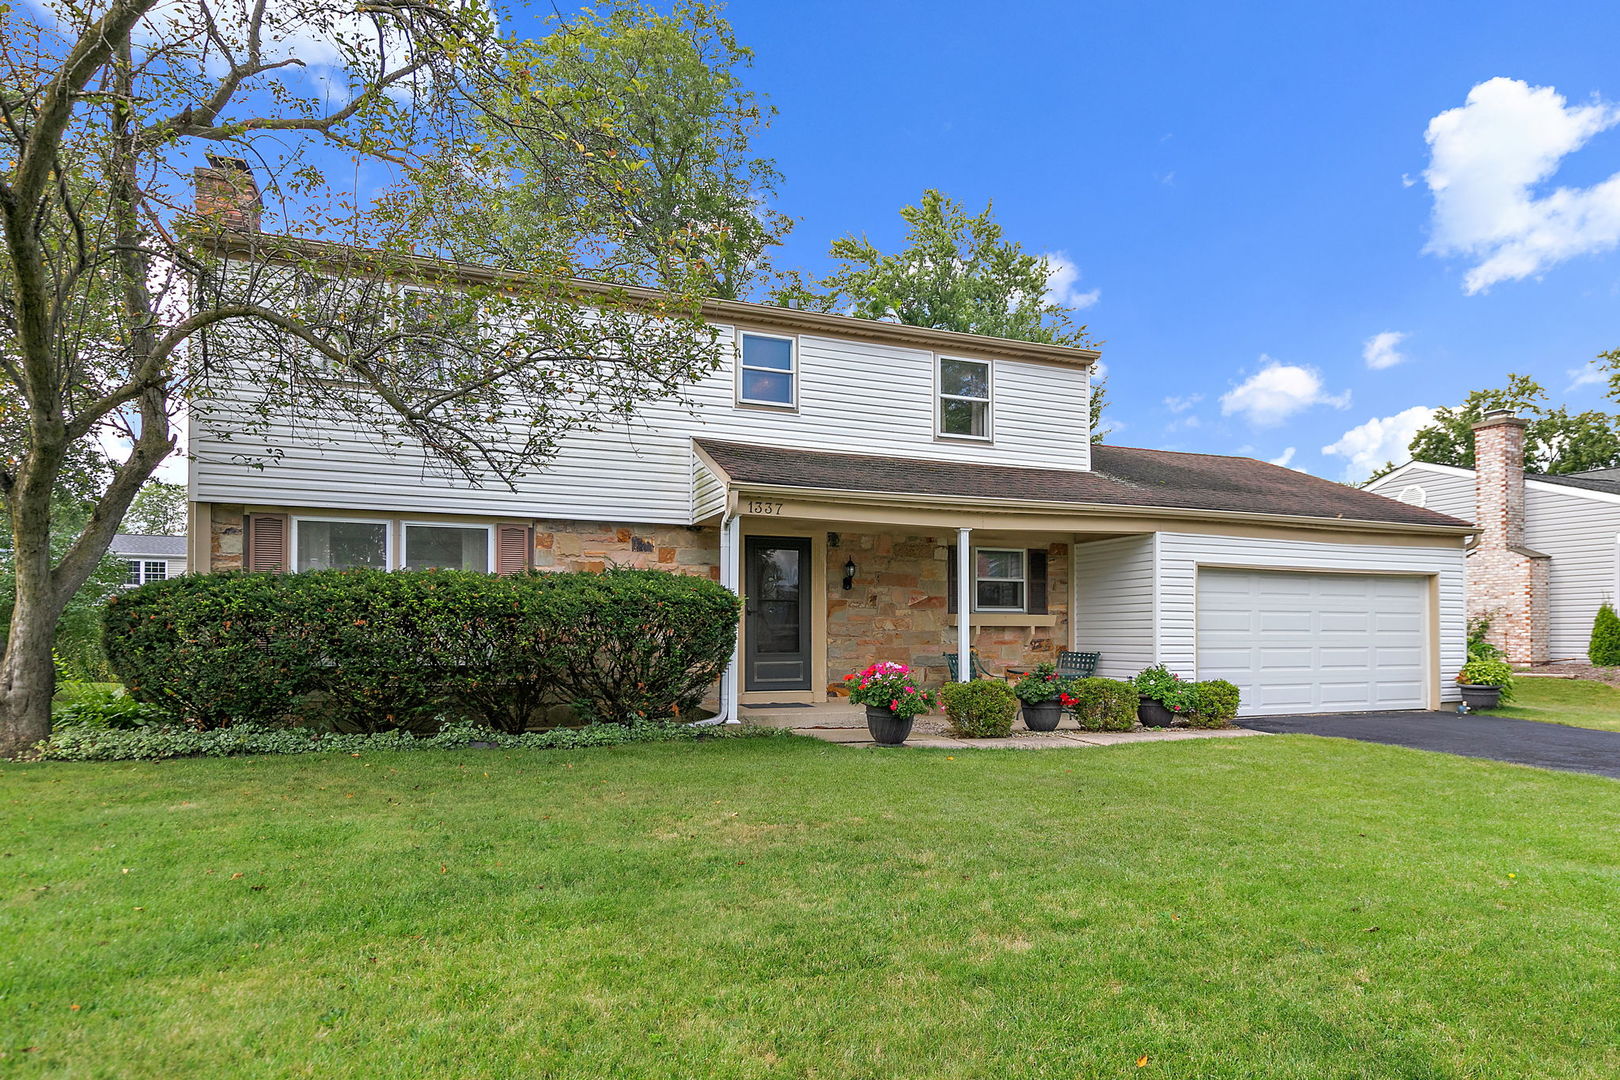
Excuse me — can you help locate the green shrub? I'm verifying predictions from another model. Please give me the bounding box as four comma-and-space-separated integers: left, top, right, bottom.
940, 678, 1017, 738
1467, 616, 1506, 662
1458, 658, 1516, 701
1188, 680, 1241, 728
30, 718, 787, 763
103, 567, 741, 731
1060, 677, 1137, 731
1591, 603, 1620, 667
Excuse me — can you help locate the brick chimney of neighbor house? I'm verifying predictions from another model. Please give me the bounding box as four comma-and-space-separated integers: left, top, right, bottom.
1466, 409, 1549, 664
193, 155, 262, 231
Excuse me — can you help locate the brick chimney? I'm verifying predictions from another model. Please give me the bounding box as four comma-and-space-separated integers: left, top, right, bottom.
1466, 409, 1549, 663
193, 155, 262, 231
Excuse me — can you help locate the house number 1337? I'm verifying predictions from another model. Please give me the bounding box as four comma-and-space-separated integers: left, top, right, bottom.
748, 500, 784, 515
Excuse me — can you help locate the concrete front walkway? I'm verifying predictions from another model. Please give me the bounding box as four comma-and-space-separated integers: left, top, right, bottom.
741, 701, 1266, 750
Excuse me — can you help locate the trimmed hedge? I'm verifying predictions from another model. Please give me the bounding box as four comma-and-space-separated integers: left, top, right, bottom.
1188, 679, 1241, 729
103, 568, 741, 731
940, 678, 1017, 738
33, 719, 787, 762
1062, 677, 1137, 732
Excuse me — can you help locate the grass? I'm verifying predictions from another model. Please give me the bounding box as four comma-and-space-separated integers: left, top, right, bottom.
1485, 676, 1620, 732
4, 735, 1619, 1079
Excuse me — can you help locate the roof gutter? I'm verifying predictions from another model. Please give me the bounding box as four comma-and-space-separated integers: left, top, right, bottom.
723, 479, 1480, 537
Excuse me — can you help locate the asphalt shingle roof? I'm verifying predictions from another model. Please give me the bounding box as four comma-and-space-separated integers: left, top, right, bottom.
109, 534, 187, 558
696, 440, 1473, 529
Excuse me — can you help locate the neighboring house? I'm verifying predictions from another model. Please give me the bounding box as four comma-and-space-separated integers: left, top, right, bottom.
1367, 409, 1620, 665
184, 166, 1475, 718
110, 533, 187, 586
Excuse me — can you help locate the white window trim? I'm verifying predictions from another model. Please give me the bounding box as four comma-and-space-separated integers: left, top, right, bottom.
735, 329, 799, 410
401, 521, 496, 572
936, 354, 993, 441
973, 546, 1026, 613
290, 515, 395, 572
142, 560, 169, 582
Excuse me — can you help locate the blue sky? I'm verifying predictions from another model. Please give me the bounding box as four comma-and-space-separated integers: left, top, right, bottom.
627, 0, 1620, 481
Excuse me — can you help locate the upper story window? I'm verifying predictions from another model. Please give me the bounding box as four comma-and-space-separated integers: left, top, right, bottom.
294, 517, 389, 571
737, 331, 797, 408
938, 357, 991, 439
404, 523, 492, 572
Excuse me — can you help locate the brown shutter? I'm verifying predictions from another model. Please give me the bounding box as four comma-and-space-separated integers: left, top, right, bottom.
495, 524, 532, 575
947, 544, 958, 614
244, 513, 289, 573
1026, 548, 1048, 615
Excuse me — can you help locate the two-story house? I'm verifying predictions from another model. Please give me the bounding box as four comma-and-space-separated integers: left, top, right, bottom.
184, 168, 1474, 720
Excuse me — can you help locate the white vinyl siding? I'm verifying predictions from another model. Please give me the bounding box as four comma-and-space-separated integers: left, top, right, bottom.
1071, 535, 1157, 678
1155, 531, 1465, 708
192, 327, 1093, 526
1366, 463, 1620, 661
1196, 568, 1428, 715
692, 451, 727, 522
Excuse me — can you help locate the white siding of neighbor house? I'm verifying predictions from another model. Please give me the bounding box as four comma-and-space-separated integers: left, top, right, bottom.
190, 324, 1094, 525
1154, 531, 1467, 704
1071, 535, 1157, 678
1367, 462, 1620, 661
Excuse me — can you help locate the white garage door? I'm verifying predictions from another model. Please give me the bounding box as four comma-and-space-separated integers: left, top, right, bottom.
1196, 568, 1428, 716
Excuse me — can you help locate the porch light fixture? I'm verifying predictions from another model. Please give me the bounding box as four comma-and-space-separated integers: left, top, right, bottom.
842, 557, 857, 591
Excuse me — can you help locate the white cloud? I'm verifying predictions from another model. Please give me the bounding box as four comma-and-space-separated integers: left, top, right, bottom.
1569, 364, 1607, 390
1042, 252, 1100, 310
1321, 405, 1438, 481
1268, 447, 1297, 468
1424, 77, 1620, 293
1363, 330, 1408, 370
1219, 356, 1351, 427
1163, 393, 1202, 413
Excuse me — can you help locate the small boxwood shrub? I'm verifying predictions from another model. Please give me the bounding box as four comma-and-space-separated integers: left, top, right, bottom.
104, 567, 740, 731
1188, 680, 1241, 728
1591, 603, 1620, 667
1061, 677, 1137, 732
940, 678, 1017, 738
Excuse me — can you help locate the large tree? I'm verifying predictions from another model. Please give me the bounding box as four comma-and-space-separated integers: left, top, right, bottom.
458, 0, 790, 300
0, 0, 723, 755
775, 189, 1106, 439
1405, 374, 1620, 474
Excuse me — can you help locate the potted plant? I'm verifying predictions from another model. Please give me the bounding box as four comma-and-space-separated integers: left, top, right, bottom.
1013, 662, 1067, 731
843, 662, 940, 745
1131, 665, 1197, 727
1457, 658, 1515, 711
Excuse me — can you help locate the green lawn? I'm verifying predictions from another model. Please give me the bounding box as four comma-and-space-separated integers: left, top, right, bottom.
4, 735, 1619, 1079
1486, 677, 1620, 732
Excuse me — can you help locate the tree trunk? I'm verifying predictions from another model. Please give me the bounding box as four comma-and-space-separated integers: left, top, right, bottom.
0, 606, 58, 758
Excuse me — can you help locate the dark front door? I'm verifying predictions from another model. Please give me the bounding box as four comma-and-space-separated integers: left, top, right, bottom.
744, 536, 812, 692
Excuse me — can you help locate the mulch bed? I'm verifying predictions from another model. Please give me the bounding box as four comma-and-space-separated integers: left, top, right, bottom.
1523, 662, 1620, 687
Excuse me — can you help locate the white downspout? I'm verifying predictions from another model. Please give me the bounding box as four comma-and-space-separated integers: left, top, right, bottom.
716, 513, 743, 724
957, 528, 972, 681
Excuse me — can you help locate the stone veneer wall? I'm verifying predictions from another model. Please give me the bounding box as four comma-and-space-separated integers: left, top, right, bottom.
203, 505, 718, 578
825, 530, 1069, 689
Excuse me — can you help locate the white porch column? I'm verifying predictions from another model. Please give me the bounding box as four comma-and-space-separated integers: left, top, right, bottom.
956, 527, 972, 681
720, 513, 743, 723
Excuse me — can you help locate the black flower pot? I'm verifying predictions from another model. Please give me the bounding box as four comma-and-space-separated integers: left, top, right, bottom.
1137, 697, 1175, 728
1022, 699, 1063, 732
1459, 683, 1504, 711
865, 705, 914, 745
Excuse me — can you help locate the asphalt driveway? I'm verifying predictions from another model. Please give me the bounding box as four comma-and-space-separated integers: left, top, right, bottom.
1239, 710, 1620, 780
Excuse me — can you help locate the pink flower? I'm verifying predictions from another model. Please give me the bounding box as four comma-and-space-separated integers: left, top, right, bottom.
890, 699, 899, 711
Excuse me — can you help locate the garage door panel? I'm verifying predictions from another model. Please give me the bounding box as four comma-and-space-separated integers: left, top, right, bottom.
1197, 568, 1427, 716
